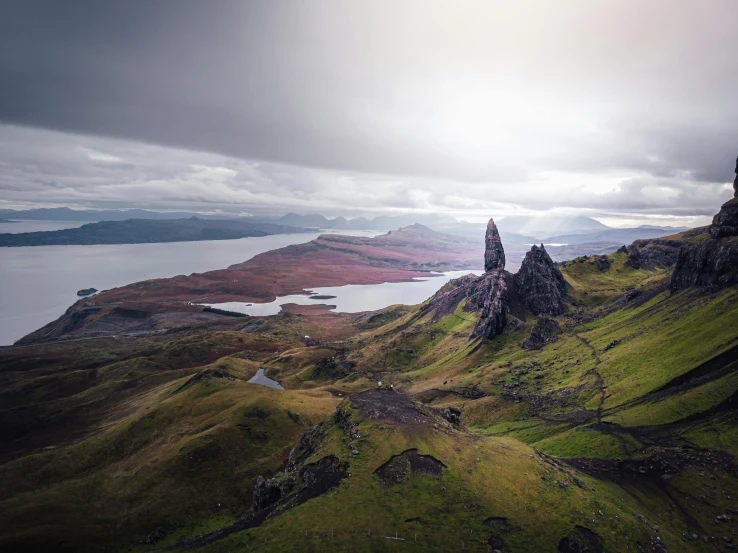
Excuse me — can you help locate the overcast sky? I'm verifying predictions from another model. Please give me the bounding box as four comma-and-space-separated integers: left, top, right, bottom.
1, 0, 736, 226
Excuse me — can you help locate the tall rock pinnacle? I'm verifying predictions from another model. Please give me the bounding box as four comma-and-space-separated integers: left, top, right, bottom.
733, 155, 738, 198
484, 218, 505, 272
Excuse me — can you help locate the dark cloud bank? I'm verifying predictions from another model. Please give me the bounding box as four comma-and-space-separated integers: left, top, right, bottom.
0, 0, 736, 225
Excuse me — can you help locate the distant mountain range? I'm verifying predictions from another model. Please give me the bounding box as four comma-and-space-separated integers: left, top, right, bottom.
0, 207, 239, 222
0, 207, 688, 249
276, 212, 457, 231
0, 218, 305, 247
496, 214, 609, 235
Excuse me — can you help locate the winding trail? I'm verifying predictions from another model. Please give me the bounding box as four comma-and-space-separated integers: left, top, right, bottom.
573, 333, 606, 424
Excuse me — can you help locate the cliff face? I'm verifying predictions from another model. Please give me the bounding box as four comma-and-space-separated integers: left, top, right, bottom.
513, 244, 568, 316
670, 198, 738, 292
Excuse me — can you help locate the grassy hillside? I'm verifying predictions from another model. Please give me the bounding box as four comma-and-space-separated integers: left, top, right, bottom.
1, 236, 737, 552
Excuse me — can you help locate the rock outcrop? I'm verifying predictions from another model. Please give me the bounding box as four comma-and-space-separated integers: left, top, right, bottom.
734, 155, 738, 198
521, 316, 560, 350
417, 218, 574, 339
514, 244, 568, 316
469, 270, 518, 339
625, 244, 642, 269
418, 269, 523, 340
484, 218, 505, 272
710, 197, 738, 238
670, 198, 738, 291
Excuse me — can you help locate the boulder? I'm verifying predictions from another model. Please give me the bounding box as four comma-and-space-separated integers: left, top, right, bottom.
514, 245, 568, 316
484, 218, 505, 272
521, 316, 560, 350
444, 404, 462, 425
558, 526, 603, 553
594, 255, 611, 271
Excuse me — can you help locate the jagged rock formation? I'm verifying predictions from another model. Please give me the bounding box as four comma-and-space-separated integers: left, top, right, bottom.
625, 244, 642, 269
469, 270, 518, 339
418, 219, 575, 339
521, 316, 560, 350
418, 269, 523, 340
594, 255, 612, 271
734, 155, 738, 198
514, 245, 568, 316
710, 197, 738, 238
671, 196, 738, 291
484, 218, 505, 271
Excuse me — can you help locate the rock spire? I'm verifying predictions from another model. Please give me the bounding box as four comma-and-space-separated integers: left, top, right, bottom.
513, 244, 567, 316
484, 218, 505, 272
734, 155, 738, 198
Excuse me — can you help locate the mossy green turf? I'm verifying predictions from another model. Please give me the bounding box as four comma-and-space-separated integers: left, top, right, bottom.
1, 242, 737, 551
196, 405, 666, 553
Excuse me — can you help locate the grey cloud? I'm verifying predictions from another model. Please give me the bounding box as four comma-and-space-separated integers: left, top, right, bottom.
1, 1, 737, 186
0, 1, 737, 225
0, 124, 726, 229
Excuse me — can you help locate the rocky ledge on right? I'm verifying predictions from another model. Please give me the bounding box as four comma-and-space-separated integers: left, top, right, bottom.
670, 193, 738, 291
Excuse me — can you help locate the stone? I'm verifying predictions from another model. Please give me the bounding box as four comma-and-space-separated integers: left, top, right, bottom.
484, 218, 505, 272
444, 405, 461, 425
470, 270, 517, 339
734, 155, 738, 198
521, 316, 560, 350
625, 244, 642, 269
710, 197, 738, 238
671, 197, 738, 291
594, 255, 611, 271
514, 245, 568, 316
558, 526, 603, 553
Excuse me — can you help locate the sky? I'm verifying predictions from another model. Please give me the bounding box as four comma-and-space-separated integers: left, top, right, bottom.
0, 0, 736, 226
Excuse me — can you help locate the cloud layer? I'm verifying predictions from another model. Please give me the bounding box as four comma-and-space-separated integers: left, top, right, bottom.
0, 1, 736, 225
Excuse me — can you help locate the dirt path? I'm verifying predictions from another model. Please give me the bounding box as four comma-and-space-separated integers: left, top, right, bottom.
573, 333, 606, 424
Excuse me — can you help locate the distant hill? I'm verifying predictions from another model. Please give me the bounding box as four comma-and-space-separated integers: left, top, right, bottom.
0, 207, 243, 222
544, 226, 689, 245
497, 215, 609, 236
277, 212, 456, 230
0, 218, 305, 247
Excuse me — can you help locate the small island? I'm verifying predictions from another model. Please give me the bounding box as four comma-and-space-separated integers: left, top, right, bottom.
77, 288, 98, 297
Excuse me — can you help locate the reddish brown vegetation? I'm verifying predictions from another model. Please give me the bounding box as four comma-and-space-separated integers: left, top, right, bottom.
95, 227, 482, 305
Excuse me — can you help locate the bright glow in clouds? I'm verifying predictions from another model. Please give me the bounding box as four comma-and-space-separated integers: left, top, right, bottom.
0, 1, 736, 225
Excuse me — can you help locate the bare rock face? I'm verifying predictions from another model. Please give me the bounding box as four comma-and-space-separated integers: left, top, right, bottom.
416, 215, 534, 340
521, 316, 560, 350
484, 218, 505, 272
625, 244, 642, 269
671, 192, 738, 291
710, 197, 738, 239
469, 270, 516, 339
514, 245, 568, 316
734, 155, 738, 198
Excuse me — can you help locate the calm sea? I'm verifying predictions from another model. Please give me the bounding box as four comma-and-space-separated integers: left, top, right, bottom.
0, 230, 380, 345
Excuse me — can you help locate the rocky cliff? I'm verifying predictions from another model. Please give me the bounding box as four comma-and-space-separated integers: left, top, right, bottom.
670, 197, 738, 292
513, 244, 568, 315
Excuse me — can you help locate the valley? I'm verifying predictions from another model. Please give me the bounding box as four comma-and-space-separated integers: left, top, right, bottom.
0, 198, 736, 552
